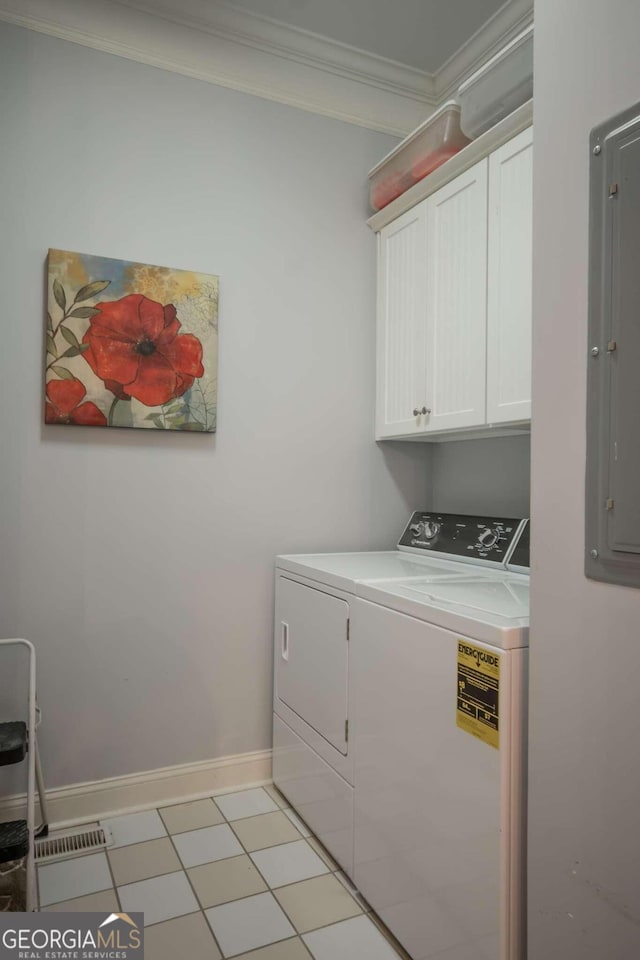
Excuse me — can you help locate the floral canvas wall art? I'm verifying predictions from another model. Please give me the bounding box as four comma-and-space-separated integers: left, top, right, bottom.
45, 250, 218, 431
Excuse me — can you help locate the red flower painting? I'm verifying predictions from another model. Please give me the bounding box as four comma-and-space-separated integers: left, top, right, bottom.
46, 251, 218, 431
45, 379, 108, 427
82, 294, 205, 407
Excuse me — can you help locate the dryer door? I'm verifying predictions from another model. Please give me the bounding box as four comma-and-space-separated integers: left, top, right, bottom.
275, 575, 349, 755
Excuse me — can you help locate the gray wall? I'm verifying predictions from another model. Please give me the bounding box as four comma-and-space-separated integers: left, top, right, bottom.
430, 436, 530, 517
529, 2, 640, 957
0, 22, 430, 789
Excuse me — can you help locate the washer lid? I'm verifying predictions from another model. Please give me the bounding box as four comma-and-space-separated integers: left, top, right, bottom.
357, 574, 530, 648
276, 551, 484, 594
398, 575, 529, 618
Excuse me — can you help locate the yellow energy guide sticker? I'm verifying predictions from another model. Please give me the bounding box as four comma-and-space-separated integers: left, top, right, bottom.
456, 641, 500, 749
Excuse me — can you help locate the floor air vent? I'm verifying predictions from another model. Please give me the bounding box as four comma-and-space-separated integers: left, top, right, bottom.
35, 825, 112, 863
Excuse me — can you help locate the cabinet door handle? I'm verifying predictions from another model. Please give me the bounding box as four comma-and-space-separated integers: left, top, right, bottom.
412, 407, 420, 417
421, 407, 431, 415
281, 622, 289, 661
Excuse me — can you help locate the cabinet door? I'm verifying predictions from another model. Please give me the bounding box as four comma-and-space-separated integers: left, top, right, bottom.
376, 204, 428, 439
425, 158, 489, 432
487, 127, 533, 423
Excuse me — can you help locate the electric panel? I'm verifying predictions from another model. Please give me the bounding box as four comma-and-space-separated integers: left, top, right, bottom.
587, 102, 640, 584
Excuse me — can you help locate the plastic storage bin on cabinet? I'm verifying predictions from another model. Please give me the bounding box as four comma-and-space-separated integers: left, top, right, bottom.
458, 25, 533, 139
368, 101, 470, 211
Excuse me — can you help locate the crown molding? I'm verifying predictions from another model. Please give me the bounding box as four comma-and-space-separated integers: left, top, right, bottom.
0, 0, 433, 135
120, 0, 436, 101
435, 0, 534, 101
0, 0, 532, 136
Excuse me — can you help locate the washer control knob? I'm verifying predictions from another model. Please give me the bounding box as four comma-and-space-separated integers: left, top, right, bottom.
409, 522, 424, 536
478, 527, 499, 549
423, 521, 440, 540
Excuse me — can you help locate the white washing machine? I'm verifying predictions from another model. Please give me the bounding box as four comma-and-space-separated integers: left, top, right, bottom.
272, 513, 528, 889
353, 517, 530, 960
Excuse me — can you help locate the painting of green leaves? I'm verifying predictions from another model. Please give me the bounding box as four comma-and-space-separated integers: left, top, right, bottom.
45, 250, 218, 431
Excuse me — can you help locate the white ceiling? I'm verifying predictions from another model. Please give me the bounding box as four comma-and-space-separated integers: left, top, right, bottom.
223, 0, 510, 72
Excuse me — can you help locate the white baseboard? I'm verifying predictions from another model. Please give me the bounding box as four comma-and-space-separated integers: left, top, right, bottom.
0, 749, 272, 830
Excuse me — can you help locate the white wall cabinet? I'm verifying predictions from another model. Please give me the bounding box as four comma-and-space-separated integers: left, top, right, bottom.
374, 122, 532, 441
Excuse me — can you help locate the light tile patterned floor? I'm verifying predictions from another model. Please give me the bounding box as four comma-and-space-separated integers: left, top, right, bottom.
37, 784, 409, 959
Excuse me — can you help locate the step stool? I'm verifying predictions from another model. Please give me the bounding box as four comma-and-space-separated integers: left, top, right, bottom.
0, 639, 49, 911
